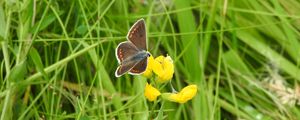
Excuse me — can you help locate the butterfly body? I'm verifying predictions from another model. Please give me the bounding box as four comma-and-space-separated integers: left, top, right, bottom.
121, 51, 149, 65
115, 19, 149, 77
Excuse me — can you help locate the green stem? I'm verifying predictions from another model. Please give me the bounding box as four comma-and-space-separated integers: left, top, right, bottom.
0, 86, 11, 120
0, 7, 12, 120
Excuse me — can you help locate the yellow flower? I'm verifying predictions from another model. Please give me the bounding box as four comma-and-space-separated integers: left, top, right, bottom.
152, 55, 174, 83
142, 55, 155, 78
144, 83, 161, 101
162, 85, 197, 103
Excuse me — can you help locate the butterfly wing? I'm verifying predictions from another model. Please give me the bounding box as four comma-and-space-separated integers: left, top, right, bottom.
115, 41, 139, 64
127, 19, 147, 50
129, 57, 148, 75
115, 61, 138, 77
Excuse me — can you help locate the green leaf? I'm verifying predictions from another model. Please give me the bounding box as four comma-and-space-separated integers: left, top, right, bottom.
76, 25, 88, 35
29, 47, 48, 79
223, 50, 253, 78
8, 61, 27, 83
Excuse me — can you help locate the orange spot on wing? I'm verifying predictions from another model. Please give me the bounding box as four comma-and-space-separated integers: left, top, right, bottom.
129, 27, 138, 39
131, 69, 139, 73
119, 49, 123, 61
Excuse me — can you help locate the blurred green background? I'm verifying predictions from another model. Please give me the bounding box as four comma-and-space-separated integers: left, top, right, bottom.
1, 0, 300, 119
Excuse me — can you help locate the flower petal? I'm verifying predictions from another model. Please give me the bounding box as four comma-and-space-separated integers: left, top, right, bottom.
144, 83, 161, 101
157, 56, 174, 82
152, 56, 164, 75
162, 85, 197, 103
142, 55, 155, 78
152, 55, 174, 83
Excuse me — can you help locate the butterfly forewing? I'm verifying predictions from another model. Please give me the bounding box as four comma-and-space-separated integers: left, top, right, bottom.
127, 19, 147, 50
129, 57, 148, 75
116, 41, 139, 63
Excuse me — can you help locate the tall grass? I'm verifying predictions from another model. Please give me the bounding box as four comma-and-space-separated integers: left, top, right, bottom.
1, 0, 300, 119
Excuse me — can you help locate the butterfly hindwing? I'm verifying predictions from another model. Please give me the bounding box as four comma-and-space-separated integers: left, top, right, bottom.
129, 57, 148, 75
115, 61, 138, 77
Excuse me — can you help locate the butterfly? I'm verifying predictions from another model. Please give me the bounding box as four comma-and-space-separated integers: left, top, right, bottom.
115, 19, 150, 77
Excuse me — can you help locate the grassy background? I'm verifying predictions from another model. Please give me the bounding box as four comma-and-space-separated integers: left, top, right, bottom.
1, 0, 300, 119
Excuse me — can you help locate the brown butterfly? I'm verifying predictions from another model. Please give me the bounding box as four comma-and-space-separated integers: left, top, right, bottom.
115, 19, 150, 77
